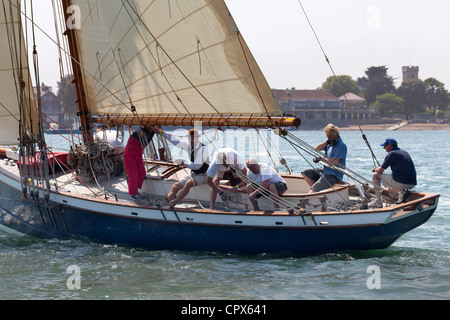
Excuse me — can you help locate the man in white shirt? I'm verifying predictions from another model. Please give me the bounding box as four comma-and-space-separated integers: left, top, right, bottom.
206, 148, 247, 210
231, 158, 287, 211
157, 128, 210, 208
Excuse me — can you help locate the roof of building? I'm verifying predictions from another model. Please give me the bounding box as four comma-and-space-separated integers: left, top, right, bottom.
273, 89, 338, 101
338, 92, 365, 101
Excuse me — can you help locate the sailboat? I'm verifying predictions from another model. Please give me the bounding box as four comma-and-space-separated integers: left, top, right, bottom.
0, 0, 439, 255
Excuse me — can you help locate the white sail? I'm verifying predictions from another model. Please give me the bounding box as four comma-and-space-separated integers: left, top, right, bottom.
0, 0, 38, 145
70, 0, 281, 117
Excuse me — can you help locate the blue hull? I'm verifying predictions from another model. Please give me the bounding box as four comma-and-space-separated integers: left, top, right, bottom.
0, 182, 436, 255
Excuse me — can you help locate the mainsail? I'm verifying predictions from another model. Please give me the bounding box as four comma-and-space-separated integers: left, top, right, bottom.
0, 0, 38, 145
70, 0, 281, 119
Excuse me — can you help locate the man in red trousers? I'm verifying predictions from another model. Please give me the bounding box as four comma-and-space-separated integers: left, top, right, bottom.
124, 125, 155, 201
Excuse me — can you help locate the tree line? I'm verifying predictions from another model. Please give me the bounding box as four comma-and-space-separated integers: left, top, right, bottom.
56, 69, 449, 121
322, 66, 449, 119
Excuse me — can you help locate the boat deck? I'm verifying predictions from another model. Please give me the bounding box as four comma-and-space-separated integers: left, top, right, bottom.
0, 152, 352, 214
0, 155, 240, 213
0, 151, 438, 217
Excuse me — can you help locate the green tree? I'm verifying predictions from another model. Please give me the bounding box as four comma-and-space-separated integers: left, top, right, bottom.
424, 77, 449, 113
374, 93, 404, 116
321, 75, 362, 97
397, 79, 427, 117
57, 75, 77, 127
361, 66, 396, 105
356, 77, 368, 95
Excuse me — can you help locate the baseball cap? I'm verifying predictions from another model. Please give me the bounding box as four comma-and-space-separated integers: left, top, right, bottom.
380, 137, 398, 146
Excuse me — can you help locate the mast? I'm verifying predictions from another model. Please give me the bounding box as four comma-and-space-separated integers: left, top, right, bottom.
61, 0, 91, 143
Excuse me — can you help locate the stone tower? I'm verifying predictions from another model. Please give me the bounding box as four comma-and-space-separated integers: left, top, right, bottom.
402, 66, 419, 82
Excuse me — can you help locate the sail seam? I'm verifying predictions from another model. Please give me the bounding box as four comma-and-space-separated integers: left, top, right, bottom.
121, 0, 224, 117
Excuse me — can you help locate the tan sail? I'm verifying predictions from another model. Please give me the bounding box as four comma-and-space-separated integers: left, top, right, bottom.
0, 0, 38, 145
70, 0, 281, 119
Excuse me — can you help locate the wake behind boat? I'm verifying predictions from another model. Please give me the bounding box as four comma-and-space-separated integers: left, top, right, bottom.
0, 0, 439, 255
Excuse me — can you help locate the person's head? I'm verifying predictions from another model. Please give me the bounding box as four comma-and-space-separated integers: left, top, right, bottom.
246, 158, 260, 174
324, 124, 340, 140
188, 129, 200, 148
380, 137, 398, 152
140, 124, 152, 132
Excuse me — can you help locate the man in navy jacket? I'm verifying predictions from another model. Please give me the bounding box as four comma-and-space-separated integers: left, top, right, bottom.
372, 137, 417, 207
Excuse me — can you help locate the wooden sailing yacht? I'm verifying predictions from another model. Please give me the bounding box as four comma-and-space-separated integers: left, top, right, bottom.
0, 0, 439, 254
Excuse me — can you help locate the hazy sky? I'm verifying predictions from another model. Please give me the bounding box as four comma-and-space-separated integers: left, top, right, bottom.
226, 0, 450, 90
32, 0, 450, 91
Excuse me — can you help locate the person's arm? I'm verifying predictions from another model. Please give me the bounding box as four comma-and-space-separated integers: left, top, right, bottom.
206, 176, 223, 194
162, 132, 189, 151
324, 142, 347, 167
230, 172, 247, 192
374, 153, 391, 174
373, 167, 385, 175
312, 142, 329, 163
260, 178, 271, 190
322, 157, 342, 166
315, 141, 328, 152
141, 125, 155, 141
249, 178, 270, 199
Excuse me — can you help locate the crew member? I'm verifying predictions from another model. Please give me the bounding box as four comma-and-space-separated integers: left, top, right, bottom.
124, 125, 155, 201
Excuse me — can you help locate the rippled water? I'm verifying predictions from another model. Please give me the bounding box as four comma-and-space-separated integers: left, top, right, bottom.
1, 130, 449, 300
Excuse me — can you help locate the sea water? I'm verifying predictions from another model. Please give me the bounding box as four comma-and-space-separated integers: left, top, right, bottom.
0, 130, 449, 300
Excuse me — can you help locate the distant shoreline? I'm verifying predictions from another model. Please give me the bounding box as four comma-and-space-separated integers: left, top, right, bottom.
339, 122, 450, 131
296, 122, 450, 131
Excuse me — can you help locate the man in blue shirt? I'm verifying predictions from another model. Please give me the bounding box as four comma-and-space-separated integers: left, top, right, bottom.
301, 124, 347, 192
372, 137, 417, 207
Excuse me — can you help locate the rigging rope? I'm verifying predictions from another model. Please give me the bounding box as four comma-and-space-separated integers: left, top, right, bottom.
296, 0, 380, 167
197, 127, 313, 212
235, 31, 272, 120
121, 0, 214, 118
283, 132, 372, 185
52, 0, 81, 145
279, 138, 350, 205
9, 1, 131, 113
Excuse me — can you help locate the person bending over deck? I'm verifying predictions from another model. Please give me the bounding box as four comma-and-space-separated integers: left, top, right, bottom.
124, 125, 155, 201
155, 128, 210, 208
371, 137, 417, 208
206, 148, 247, 210
301, 124, 347, 193
231, 158, 287, 211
